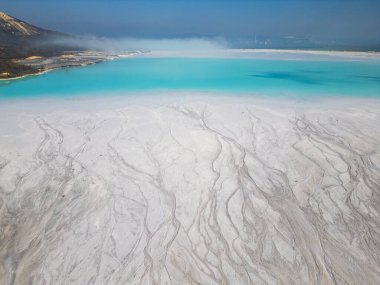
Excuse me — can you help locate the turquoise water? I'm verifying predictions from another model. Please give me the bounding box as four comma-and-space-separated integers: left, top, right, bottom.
0, 57, 380, 99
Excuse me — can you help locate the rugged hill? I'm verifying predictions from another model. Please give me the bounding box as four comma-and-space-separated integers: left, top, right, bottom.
0, 12, 49, 37
0, 12, 64, 47
0, 12, 73, 59
0, 12, 59, 78
0, 12, 121, 80
0, 12, 103, 79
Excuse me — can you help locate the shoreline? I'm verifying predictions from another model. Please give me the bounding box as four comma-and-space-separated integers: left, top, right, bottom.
0, 61, 102, 82
0, 68, 54, 81
1, 91, 380, 113
0, 51, 138, 81
0, 60, 109, 82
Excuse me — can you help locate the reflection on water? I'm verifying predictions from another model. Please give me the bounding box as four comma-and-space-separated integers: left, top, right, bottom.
249, 72, 321, 85
357, 75, 380, 82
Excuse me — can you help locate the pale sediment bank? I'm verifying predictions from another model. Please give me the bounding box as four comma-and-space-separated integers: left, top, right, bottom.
0, 95, 380, 284
0, 69, 53, 82
136, 49, 380, 60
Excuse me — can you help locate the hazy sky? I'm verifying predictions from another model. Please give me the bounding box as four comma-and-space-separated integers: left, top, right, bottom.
2, 0, 380, 44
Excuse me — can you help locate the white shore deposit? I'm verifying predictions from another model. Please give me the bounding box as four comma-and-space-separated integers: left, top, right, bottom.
0, 96, 380, 284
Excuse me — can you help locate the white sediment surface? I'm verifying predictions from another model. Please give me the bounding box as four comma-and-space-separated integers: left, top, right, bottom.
0, 95, 380, 284
135, 49, 380, 61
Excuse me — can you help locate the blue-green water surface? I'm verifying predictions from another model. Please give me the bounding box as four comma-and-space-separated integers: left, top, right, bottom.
0, 57, 379, 99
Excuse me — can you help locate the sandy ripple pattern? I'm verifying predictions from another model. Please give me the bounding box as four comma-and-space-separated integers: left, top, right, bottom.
0, 100, 380, 284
